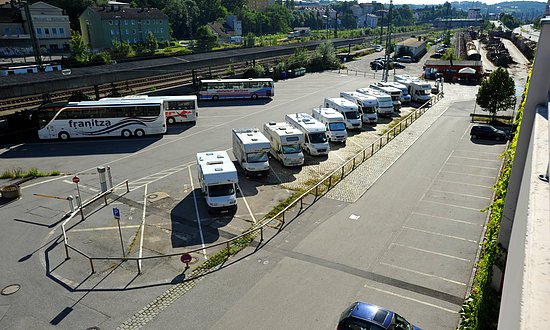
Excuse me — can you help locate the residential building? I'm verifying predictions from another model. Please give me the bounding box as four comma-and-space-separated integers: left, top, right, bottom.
248, 0, 276, 11
79, 4, 170, 50
208, 16, 243, 44
23, 1, 71, 51
351, 3, 378, 28
0, 5, 31, 56
467, 8, 481, 20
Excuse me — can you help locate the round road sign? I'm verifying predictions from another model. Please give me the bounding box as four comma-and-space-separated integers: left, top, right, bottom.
72, 176, 80, 184
180, 253, 192, 263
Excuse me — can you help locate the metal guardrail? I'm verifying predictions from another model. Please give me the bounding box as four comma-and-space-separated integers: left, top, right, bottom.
59, 92, 444, 280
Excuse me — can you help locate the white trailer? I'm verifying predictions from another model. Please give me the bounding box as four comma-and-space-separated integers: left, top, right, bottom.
356, 88, 394, 117
323, 97, 362, 130
196, 151, 238, 212
312, 107, 347, 143
263, 122, 305, 167
369, 82, 402, 111
232, 128, 271, 176
340, 91, 378, 124
382, 82, 411, 104
285, 113, 329, 156
394, 74, 432, 103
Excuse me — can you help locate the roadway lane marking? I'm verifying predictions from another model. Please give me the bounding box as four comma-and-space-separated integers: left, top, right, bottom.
188, 165, 207, 260
420, 199, 482, 211
362, 283, 458, 314
237, 183, 256, 224
428, 189, 491, 200
440, 170, 495, 179
138, 185, 148, 271
411, 212, 482, 226
436, 179, 493, 189
446, 163, 500, 170
402, 226, 478, 243
379, 262, 467, 286
391, 243, 471, 262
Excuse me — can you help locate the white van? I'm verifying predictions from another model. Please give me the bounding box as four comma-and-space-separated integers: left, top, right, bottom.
394, 74, 432, 103
285, 113, 329, 156
312, 107, 347, 143
323, 97, 362, 130
196, 151, 238, 212
263, 122, 305, 167
232, 128, 271, 176
383, 82, 411, 104
356, 88, 394, 117
369, 82, 402, 111
340, 91, 378, 124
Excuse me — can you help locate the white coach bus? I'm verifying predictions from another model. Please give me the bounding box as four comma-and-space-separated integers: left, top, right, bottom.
102, 95, 198, 124
37, 99, 167, 140
198, 78, 274, 100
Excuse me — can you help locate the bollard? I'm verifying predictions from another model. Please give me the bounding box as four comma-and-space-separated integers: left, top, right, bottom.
106, 166, 113, 189
67, 196, 74, 213
97, 167, 108, 193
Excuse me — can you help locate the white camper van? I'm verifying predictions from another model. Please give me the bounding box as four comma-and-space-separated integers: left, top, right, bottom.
383, 82, 411, 104
312, 107, 347, 143
263, 122, 305, 167
356, 88, 394, 117
323, 97, 362, 130
196, 151, 238, 212
285, 113, 329, 156
232, 128, 271, 176
340, 91, 378, 124
394, 74, 432, 103
369, 82, 402, 111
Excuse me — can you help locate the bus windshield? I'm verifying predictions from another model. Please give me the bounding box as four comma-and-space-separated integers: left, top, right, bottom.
208, 183, 235, 197
344, 111, 360, 120
247, 152, 268, 163
281, 144, 301, 154
37, 110, 58, 129
309, 132, 327, 144
328, 122, 346, 131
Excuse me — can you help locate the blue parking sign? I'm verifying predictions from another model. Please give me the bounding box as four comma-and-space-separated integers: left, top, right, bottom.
113, 207, 120, 220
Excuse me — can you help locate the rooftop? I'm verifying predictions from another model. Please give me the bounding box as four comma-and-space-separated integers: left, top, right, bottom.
86, 6, 168, 20
398, 38, 426, 47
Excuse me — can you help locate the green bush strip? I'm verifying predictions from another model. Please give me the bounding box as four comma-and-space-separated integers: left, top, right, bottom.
458, 68, 531, 330
0, 167, 61, 179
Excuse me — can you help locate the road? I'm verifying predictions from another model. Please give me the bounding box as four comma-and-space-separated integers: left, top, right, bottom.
513, 24, 540, 43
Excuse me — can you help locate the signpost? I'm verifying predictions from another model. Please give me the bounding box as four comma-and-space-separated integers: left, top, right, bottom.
113, 207, 125, 257
180, 253, 192, 270
72, 176, 84, 219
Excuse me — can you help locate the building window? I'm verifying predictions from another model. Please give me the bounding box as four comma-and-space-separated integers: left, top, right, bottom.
146, 20, 150, 24
44, 28, 50, 34
124, 20, 128, 25
3, 27, 10, 35
52, 28, 57, 34
111, 29, 115, 35
16, 27, 22, 34
109, 20, 113, 25
133, 38, 137, 43
126, 29, 129, 35
159, 20, 162, 24
160, 27, 164, 33
36, 27, 42, 34
59, 27, 64, 35
132, 29, 136, 34
131, 20, 135, 25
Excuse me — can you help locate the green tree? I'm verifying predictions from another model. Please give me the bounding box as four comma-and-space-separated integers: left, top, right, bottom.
309, 42, 340, 71
245, 32, 255, 48
109, 40, 135, 59
499, 13, 521, 30
195, 25, 218, 51
69, 31, 90, 64
476, 67, 516, 120
145, 31, 159, 52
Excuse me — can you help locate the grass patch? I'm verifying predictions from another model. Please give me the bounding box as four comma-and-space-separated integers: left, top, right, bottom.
0, 167, 61, 179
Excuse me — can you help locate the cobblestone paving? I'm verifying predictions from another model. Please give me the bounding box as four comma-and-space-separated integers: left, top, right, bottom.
326, 84, 477, 203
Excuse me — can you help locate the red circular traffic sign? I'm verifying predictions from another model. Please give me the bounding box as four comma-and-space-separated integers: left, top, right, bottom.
180, 253, 192, 263
72, 176, 80, 184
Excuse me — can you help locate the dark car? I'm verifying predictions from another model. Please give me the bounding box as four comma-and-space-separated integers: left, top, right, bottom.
337, 302, 422, 330
393, 62, 406, 69
370, 61, 384, 70
470, 124, 507, 141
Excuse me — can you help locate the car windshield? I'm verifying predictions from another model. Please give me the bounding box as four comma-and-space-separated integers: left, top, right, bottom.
329, 122, 346, 131
208, 183, 235, 197
339, 317, 386, 330
281, 144, 301, 154
362, 106, 376, 114
345, 111, 360, 120
247, 152, 268, 163
309, 132, 327, 143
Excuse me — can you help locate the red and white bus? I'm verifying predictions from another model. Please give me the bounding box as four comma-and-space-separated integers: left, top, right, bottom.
198, 78, 274, 100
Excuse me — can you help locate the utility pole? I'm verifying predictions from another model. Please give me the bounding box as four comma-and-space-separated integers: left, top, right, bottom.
22, 1, 42, 70
383, 0, 393, 82
334, 11, 338, 38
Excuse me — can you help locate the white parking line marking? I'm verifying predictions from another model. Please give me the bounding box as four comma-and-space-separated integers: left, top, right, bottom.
189, 166, 207, 259
411, 212, 482, 226
449, 155, 501, 163
421, 199, 482, 211
88, 187, 100, 192
333, 151, 345, 162
391, 243, 471, 262
379, 262, 467, 286
440, 170, 495, 179
446, 163, 499, 170
138, 185, 147, 271
429, 189, 491, 200
403, 226, 478, 243
453, 149, 501, 156
436, 179, 493, 189
362, 283, 458, 313
348, 138, 363, 148
237, 183, 256, 224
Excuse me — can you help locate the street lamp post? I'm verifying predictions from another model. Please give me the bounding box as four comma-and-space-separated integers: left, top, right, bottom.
115, 15, 122, 44
85, 20, 92, 49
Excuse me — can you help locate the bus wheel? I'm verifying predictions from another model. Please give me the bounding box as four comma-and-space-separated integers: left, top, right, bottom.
58, 131, 70, 140
251, 94, 258, 100
121, 129, 132, 138
134, 129, 145, 137
167, 117, 175, 124
212, 95, 219, 101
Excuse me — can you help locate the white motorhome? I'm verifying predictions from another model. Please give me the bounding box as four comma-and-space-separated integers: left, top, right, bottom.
394, 74, 432, 103
312, 107, 347, 143
369, 82, 402, 111
323, 97, 362, 130
196, 151, 238, 212
285, 113, 329, 156
356, 88, 394, 117
263, 122, 305, 167
340, 91, 378, 124
232, 128, 271, 176
383, 82, 411, 104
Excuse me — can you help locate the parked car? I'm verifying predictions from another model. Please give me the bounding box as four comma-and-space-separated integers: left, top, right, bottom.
396, 56, 413, 63
371, 61, 384, 70
470, 124, 507, 141
431, 52, 443, 59
337, 302, 422, 330
393, 62, 406, 69
375, 45, 384, 52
